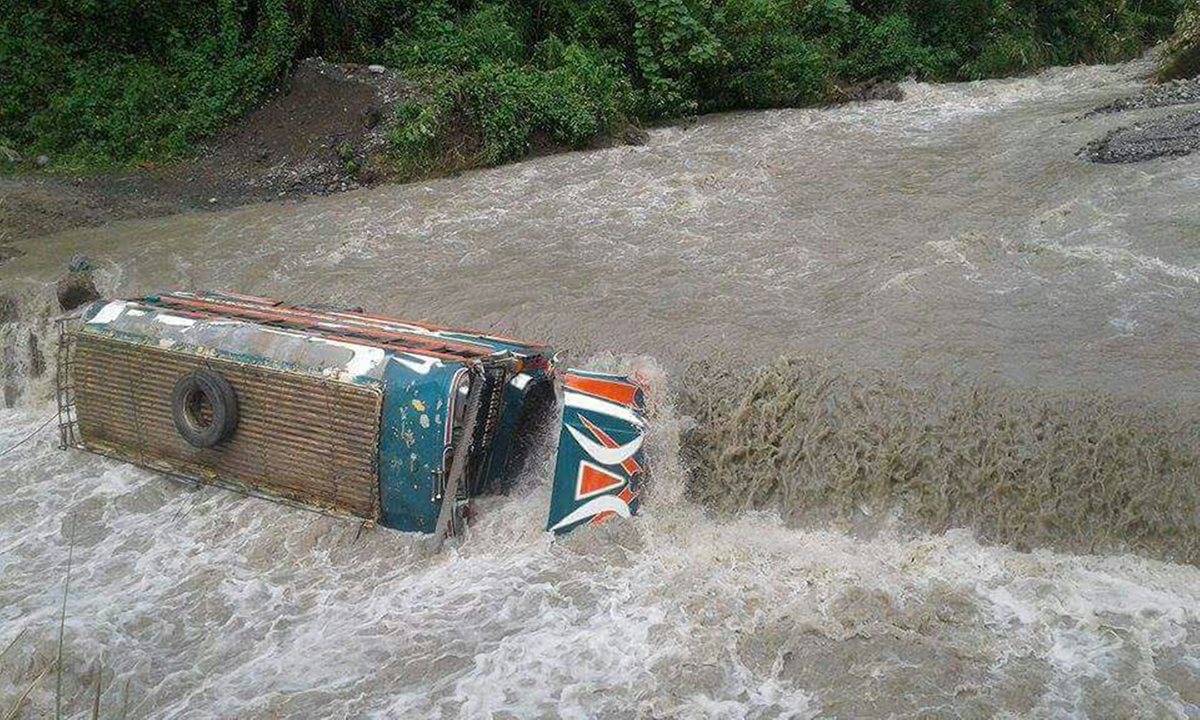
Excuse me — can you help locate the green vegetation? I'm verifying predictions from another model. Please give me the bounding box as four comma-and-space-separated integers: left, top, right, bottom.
0, 0, 1187, 175
0, 0, 297, 170
1160, 0, 1200, 80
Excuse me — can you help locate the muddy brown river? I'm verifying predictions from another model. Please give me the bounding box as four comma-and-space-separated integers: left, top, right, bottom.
2, 59, 1199, 718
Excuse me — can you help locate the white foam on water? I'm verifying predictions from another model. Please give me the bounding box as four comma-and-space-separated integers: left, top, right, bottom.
2, 381, 1198, 719
1034, 242, 1200, 285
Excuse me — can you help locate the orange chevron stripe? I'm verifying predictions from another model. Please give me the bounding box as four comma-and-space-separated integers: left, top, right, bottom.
564, 374, 640, 407
578, 463, 625, 498
590, 511, 616, 526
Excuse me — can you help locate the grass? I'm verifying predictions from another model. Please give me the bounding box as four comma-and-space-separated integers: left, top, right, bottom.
55, 515, 75, 719
0, 632, 25, 666
2, 665, 50, 720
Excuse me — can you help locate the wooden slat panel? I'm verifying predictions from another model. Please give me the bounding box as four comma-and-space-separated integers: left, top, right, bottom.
73, 333, 383, 519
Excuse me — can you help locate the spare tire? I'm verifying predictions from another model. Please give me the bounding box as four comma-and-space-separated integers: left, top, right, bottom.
171, 369, 238, 448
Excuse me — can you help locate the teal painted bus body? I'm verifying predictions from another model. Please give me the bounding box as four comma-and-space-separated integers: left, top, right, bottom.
72, 292, 644, 539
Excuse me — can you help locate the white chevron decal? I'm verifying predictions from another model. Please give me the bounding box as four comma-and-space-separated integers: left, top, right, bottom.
549, 495, 633, 531
566, 424, 643, 466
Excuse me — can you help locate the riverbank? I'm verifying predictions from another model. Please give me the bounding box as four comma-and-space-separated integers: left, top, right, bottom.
3, 0, 1188, 248
8, 59, 1200, 250
1, 60, 662, 246
1, 59, 416, 243
1, 57, 890, 245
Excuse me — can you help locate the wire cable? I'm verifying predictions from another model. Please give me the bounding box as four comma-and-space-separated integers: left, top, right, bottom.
0, 414, 55, 458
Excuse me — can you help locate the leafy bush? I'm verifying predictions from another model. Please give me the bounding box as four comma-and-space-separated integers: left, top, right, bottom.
966, 30, 1047, 79
0, 0, 296, 168
628, 0, 726, 117
1160, 0, 1200, 80
387, 39, 631, 177
712, 31, 830, 109
841, 13, 940, 80
382, 1, 527, 71
0, 9, 67, 154
532, 40, 633, 147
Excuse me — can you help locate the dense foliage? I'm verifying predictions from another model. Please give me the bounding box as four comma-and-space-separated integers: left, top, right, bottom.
0, 0, 1187, 172
0, 0, 297, 168
1160, 0, 1200, 79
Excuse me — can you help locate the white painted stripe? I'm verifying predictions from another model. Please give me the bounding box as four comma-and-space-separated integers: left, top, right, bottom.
549, 494, 632, 532
154, 313, 195, 327
85, 300, 128, 326
312, 338, 386, 377
567, 424, 643, 466
563, 391, 646, 428
391, 353, 442, 375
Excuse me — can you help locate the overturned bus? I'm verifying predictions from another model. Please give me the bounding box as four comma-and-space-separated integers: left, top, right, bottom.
56, 292, 648, 539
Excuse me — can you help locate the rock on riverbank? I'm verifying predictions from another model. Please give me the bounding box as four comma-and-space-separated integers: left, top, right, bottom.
1083, 109, 1200, 163
1079, 70, 1200, 163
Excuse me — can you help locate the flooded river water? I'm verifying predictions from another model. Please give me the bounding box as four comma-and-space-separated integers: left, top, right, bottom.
2, 58, 1199, 717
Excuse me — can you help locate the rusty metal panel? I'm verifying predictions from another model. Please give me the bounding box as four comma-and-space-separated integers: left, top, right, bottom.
72, 333, 383, 520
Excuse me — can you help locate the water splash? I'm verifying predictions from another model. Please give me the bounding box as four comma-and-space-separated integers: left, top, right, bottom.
681, 357, 1200, 566
3, 395, 1198, 717
0, 286, 58, 410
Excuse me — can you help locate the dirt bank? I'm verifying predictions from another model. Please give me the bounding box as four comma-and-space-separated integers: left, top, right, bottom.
1, 59, 417, 245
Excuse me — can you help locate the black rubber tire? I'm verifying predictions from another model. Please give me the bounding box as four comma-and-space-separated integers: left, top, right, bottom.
171, 369, 239, 448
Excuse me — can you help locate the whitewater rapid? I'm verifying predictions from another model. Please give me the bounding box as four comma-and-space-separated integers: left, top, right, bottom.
2, 401, 1199, 718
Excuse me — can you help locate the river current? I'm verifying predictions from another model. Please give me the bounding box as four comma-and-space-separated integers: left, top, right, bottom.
1, 58, 1199, 717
